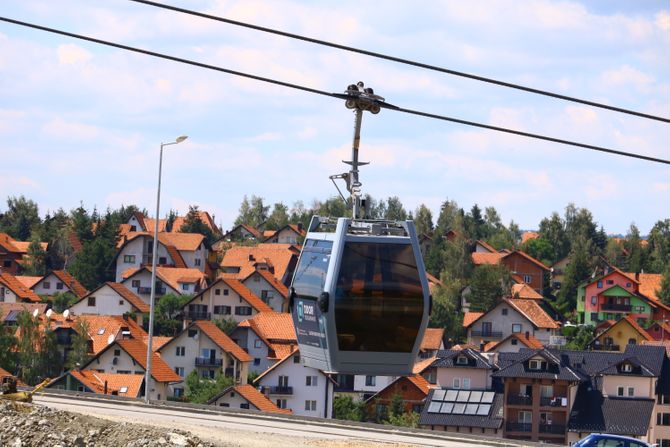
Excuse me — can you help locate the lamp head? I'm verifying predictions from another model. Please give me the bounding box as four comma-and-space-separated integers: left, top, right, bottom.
176, 135, 188, 144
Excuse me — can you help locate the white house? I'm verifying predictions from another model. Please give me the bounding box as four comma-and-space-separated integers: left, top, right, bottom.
114, 232, 208, 282
181, 278, 273, 325
0, 272, 41, 303
230, 312, 297, 375
263, 224, 306, 245
121, 266, 208, 303
254, 349, 334, 418
84, 337, 181, 401
69, 282, 149, 326
31, 270, 88, 299
207, 384, 292, 414
241, 269, 288, 313
158, 320, 251, 399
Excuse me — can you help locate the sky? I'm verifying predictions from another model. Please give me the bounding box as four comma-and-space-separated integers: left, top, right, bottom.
1, 0, 669, 235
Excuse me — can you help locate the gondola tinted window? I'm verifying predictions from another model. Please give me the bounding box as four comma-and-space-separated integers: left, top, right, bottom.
335, 242, 423, 353
293, 240, 333, 300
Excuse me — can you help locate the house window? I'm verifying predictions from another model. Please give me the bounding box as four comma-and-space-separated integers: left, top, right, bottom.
182, 284, 190, 291
240, 403, 249, 409
147, 242, 153, 253
175, 367, 185, 377
219, 402, 230, 407
622, 363, 632, 372
529, 360, 544, 370
278, 376, 289, 387
113, 349, 121, 356
253, 276, 260, 282
254, 339, 262, 349
176, 346, 185, 356
591, 296, 597, 305
253, 358, 260, 366
276, 399, 287, 409
306, 376, 318, 386
123, 255, 135, 263
3, 260, 11, 268
235, 306, 252, 316
188, 329, 197, 338
512, 324, 522, 333
502, 308, 508, 316
511, 339, 518, 346
293, 354, 300, 364
158, 257, 167, 264
590, 312, 598, 322
518, 411, 532, 424
628, 387, 634, 397
523, 275, 532, 284
304, 400, 317, 411
42, 281, 51, 290
56, 282, 63, 290
87, 297, 96, 307
223, 289, 229, 296
365, 376, 376, 387
215, 289, 221, 296
606, 279, 614, 285
173, 388, 184, 397
626, 282, 632, 288
463, 378, 471, 389
658, 413, 670, 426
618, 386, 625, 396
453, 378, 461, 389
597, 281, 603, 288
195, 259, 201, 267
214, 305, 231, 315
457, 356, 468, 365
132, 280, 140, 288
481, 322, 493, 336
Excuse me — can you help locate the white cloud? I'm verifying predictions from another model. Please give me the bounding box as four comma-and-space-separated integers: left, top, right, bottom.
42, 118, 100, 140
600, 65, 654, 92
656, 11, 670, 31
654, 182, 670, 192
57, 44, 92, 65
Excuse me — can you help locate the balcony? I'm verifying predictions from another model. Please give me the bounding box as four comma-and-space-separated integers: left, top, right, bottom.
136, 286, 166, 295
602, 303, 631, 312
183, 311, 211, 320
195, 357, 223, 367
470, 330, 503, 339
268, 386, 293, 395
506, 422, 532, 433
541, 396, 568, 407
592, 343, 620, 351
507, 395, 532, 406
539, 424, 566, 435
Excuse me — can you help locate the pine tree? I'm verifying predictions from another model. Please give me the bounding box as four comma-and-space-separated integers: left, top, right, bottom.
66, 319, 91, 370
659, 265, 670, 307
23, 238, 47, 276
180, 205, 215, 245
413, 204, 433, 236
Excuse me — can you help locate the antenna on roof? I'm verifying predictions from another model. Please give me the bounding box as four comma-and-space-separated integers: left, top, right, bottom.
63, 309, 70, 320
45, 309, 53, 319
32, 309, 39, 318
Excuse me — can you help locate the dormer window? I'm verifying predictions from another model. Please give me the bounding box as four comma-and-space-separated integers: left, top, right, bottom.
622, 363, 633, 373
529, 359, 546, 370
457, 356, 468, 365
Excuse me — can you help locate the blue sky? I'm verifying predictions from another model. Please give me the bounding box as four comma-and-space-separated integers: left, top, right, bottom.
1, 0, 669, 235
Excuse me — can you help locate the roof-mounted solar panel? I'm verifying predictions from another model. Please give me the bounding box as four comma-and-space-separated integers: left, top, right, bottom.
452, 403, 466, 414
439, 402, 454, 414
427, 401, 442, 413
477, 404, 492, 416
433, 389, 446, 401
456, 390, 470, 402
481, 391, 495, 403
469, 391, 483, 403
444, 390, 459, 402
465, 404, 478, 415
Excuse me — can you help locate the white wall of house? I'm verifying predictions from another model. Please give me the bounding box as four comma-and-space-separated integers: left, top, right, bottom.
210, 389, 255, 410
601, 375, 655, 398
467, 303, 542, 345
242, 274, 285, 312
274, 228, 300, 245
185, 286, 262, 325
435, 367, 491, 390
127, 215, 144, 231
0, 287, 19, 303
230, 326, 274, 375
32, 273, 73, 296
160, 327, 248, 398
257, 352, 332, 418
69, 284, 140, 323
353, 375, 395, 395
121, 270, 181, 304
115, 237, 146, 282
178, 243, 207, 274
89, 344, 171, 400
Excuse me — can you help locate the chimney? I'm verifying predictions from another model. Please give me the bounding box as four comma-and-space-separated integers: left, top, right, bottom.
635, 272, 640, 281
104, 380, 108, 395
297, 223, 303, 232
248, 254, 255, 261
525, 331, 530, 340
479, 342, 485, 352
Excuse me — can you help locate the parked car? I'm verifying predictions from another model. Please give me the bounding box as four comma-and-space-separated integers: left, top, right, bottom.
573, 434, 653, 447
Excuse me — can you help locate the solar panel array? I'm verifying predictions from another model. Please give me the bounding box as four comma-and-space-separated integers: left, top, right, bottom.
427, 390, 495, 416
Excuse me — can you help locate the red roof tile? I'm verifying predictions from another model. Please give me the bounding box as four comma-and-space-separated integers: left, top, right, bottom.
223, 279, 273, 313
77, 315, 147, 355
420, 328, 444, 351
194, 320, 252, 362
507, 299, 560, 329
238, 312, 296, 342
406, 374, 432, 395
249, 269, 289, 298
0, 273, 41, 302
14, 275, 42, 288
70, 370, 144, 398
220, 244, 296, 282
511, 283, 543, 300
463, 312, 484, 328
51, 270, 88, 298
104, 282, 150, 313
232, 384, 292, 414
116, 338, 182, 383
521, 231, 540, 244
471, 252, 504, 266
0, 233, 20, 253
504, 250, 550, 271
413, 357, 437, 374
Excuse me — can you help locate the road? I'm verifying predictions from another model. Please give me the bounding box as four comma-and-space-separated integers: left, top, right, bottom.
34, 393, 534, 447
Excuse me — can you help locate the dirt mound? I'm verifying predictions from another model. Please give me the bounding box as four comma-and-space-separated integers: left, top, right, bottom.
0, 400, 216, 447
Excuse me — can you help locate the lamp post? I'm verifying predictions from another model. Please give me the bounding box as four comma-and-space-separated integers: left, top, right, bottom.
144, 135, 187, 404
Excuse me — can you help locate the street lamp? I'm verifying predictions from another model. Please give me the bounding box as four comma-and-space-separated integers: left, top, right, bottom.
144, 135, 187, 404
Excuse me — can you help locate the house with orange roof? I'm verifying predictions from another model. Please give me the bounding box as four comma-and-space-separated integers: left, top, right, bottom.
474, 240, 498, 253
254, 348, 334, 418
364, 373, 433, 420
159, 320, 251, 399
219, 243, 298, 286
83, 336, 181, 400
576, 267, 665, 326
14, 275, 42, 289
0, 272, 41, 303
121, 266, 208, 303
207, 383, 292, 414
241, 269, 289, 311
589, 315, 654, 352
216, 224, 263, 244
114, 231, 209, 282
263, 224, 306, 245
0, 233, 48, 275
122, 211, 221, 238
230, 312, 297, 375
31, 270, 88, 298
471, 250, 549, 294
464, 298, 560, 347
485, 332, 545, 353
419, 328, 445, 359
0, 302, 47, 327
69, 282, 149, 326
48, 369, 144, 398
76, 314, 147, 355
521, 231, 540, 244
181, 277, 273, 325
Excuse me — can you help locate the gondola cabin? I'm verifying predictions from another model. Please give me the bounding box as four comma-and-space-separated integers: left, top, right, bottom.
290, 217, 430, 376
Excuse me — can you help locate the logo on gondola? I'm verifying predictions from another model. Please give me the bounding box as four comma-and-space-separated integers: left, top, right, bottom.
297, 301, 304, 323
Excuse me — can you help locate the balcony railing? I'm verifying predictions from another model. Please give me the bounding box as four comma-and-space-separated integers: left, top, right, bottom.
195, 357, 223, 367
470, 330, 503, 338
539, 424, 566, 435
268, 386, 293, 395
592, 344, 620, 351
506, 422, 532, 433
602, 303, 631, 312
183, 311, 211, 320
136, 286, 166, 295
541, 396, 568, 407
507, 395, 532, 406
